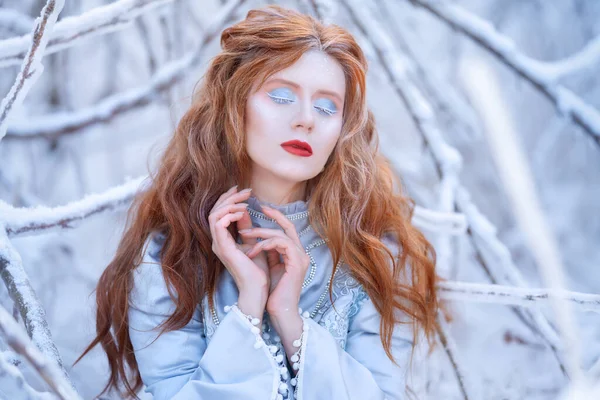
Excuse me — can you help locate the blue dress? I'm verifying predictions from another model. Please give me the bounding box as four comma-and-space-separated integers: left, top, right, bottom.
128, 195, 414, 399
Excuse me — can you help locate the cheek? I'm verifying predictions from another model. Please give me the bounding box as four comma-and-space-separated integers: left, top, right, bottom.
317, 120, 342, 155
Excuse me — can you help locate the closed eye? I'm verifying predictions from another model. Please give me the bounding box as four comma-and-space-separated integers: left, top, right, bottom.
314, 105, 336, 116
267, 93, 294, 104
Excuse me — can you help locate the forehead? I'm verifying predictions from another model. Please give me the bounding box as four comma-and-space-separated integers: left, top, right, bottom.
266, 50, 346, 99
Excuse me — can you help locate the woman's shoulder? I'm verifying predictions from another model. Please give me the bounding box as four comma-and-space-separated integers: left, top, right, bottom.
141, 229, 167, 263
129, 230, 173, 313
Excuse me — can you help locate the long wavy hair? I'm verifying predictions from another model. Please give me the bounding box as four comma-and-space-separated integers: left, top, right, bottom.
74, 5, 439, 399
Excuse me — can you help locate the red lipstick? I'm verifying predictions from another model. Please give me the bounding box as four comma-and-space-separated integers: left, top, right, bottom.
280, 140, 313, 157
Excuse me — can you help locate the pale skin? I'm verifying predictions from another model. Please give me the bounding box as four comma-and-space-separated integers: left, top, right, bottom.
208, 49, 346, 372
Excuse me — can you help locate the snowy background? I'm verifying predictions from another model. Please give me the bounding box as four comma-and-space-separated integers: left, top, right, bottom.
1, 0, 599, 399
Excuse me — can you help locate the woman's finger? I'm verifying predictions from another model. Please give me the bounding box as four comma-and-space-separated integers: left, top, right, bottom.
214, 211, 246, 255
212, 185, 238, 210
214, 188, 253, 213
261, 206, 302, 247
208, 203, 248, 241
238, 227, 288, 241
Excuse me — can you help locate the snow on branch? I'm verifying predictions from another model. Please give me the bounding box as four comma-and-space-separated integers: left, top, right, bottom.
0, 352, 56, 400
0, 302, 80, 399
0, 0, 64, 142
409, 0, 600, 146
438, 281, 600, 312
0, 0, 173, 68
1, 175, 149, 238
0, 228, 78, 396
1, 171, 455, 239
341, 0, 567, 373
4, 0, 246, 140
412, 206, 467, 235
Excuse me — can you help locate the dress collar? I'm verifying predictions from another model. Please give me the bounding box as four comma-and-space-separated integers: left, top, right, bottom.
244, 194, 309, 220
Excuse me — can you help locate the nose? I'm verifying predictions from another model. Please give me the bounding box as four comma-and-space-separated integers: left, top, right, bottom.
291, 99, 315, 133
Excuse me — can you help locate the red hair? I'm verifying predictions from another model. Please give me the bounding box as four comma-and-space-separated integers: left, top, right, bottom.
74, 5, 439, 399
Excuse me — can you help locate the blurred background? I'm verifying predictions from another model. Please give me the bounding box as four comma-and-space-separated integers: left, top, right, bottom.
1, 0, 599, 399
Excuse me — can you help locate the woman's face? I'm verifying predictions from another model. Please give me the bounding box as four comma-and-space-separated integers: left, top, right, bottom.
245, 50, 346, 185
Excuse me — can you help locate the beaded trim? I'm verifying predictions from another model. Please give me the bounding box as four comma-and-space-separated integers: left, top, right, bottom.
247, 207, 310, 221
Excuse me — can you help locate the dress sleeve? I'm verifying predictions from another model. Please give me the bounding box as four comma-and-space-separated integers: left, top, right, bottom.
128, 244, 280, 400
293, 295, 414, 400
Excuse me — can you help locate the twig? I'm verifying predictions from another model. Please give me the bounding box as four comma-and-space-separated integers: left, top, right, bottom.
408, 0, 600, 147
435, 312, 472, 399
438, 281, 600, 312
0, 303, 80, 399
341, 0, 568, 376
0, 0, 65, 141
4, 0, 245, 140
1, 176, 148, 238
0, 0, 174, 68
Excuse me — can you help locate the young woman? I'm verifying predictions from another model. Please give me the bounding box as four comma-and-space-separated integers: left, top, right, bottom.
76, 5, 439, 400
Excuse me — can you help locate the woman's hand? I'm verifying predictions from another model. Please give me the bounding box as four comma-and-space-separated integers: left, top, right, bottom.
209, 185, 269, 319
239, 205, 310, 318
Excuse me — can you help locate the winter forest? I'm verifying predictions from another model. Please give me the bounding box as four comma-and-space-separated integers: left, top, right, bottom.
0, 0, 599, 399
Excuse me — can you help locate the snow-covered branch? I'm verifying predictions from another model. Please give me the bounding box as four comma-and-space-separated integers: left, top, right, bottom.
463, 56, 583, 380
4, 0, 246, 140
0, 303, 80, 400
0, 0, 174, 68
342, 0, 567, 374
438, 281, 600, 312
0, 228, 78, 396
0, 352, 56, 400
409, 0, 600, 146
1, 176, 148, 238
0, 0, 64, 142
412, 206, 467, 236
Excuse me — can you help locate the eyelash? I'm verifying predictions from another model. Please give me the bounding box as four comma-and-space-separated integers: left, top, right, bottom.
267, 94, 336, 116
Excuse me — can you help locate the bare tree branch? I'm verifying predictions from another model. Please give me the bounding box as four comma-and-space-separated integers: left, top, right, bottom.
0, 228, 78, 396
409, 0, 600, 147
341, 0, 568, 377
0, 0, 174, 68
435, 312, 472, 399
0, 303, 80, 399
0, 0, 65, 142
438, 281, 600, 312
2, 176, 148, 238
4, 0, 246, 140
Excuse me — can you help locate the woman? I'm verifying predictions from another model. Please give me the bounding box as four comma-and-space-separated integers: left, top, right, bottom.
76, 5, 439, 400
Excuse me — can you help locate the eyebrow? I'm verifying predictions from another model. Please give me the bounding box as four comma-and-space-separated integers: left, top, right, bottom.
266, 77, 344, 103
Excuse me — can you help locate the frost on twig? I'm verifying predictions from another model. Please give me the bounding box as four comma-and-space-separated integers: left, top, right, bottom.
438, 281, 600, 312
0, 0, 174, 68
0, 0, 65, 142
0, 228, 79, 397
409, 0, 600, 146
0, 303, 80, 399
4, 0, 246, 140
1, 175, 148, 238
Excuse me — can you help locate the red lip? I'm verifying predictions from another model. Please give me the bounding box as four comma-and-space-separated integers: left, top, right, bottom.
280, 140, 313, 156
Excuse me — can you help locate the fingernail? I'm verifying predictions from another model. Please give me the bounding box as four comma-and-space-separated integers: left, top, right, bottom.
241, 188, 252, 193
